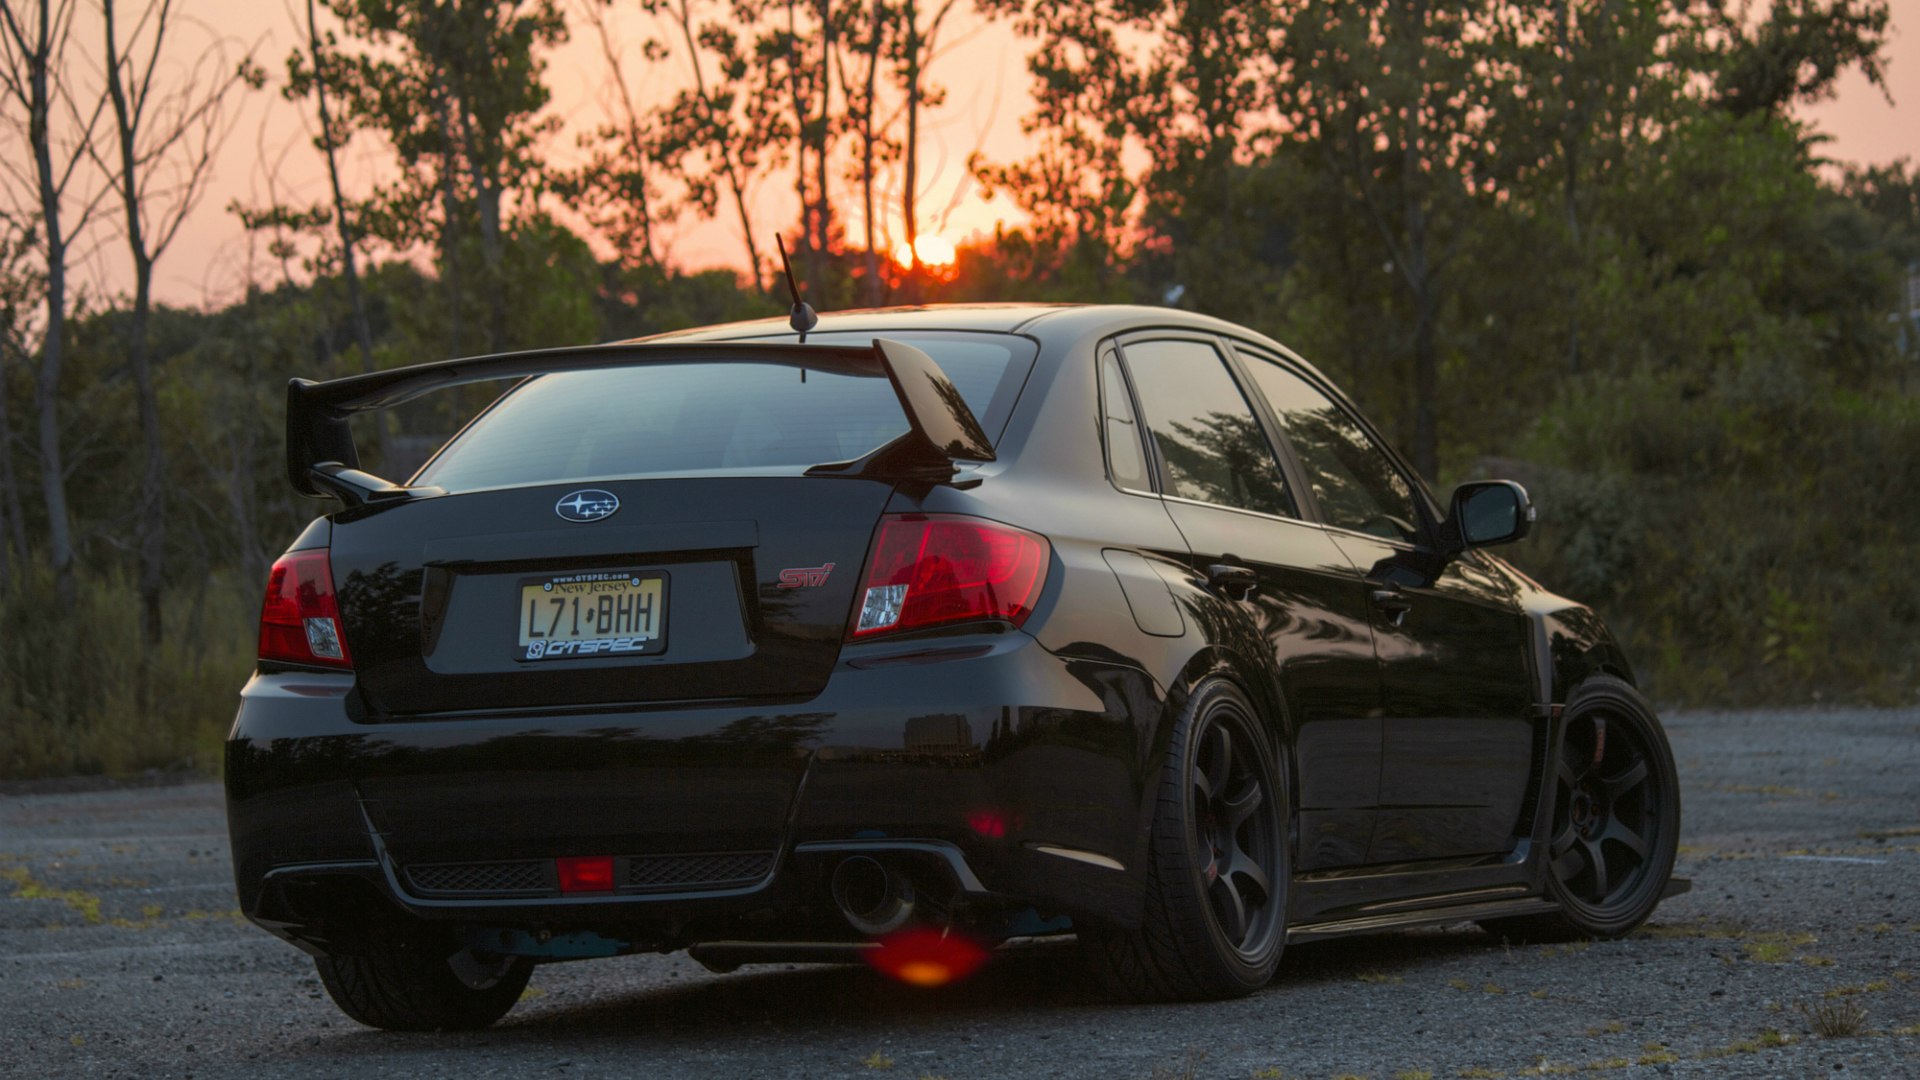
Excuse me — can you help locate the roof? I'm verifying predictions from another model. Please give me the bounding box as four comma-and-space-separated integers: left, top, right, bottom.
627, 301, 1288, 355
628, 303, 1088, 342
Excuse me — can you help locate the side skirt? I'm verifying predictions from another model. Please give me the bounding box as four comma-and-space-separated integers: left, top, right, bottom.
1286, 894, 1555, 944
1285, 875, 1692, 945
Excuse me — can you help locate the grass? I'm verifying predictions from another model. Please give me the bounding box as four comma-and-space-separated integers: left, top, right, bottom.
1582, 1021, 1624, 1037
1800, 999, 1868, 1038
1, 865, 102, 925
1, 567, 254, 780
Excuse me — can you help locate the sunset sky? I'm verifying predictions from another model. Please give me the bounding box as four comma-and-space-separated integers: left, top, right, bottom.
62, 0, 1920, 308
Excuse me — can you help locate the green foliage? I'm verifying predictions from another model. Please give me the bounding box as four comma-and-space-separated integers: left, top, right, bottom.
1509, 361, 1920, 704
0, 563, 253, 779
3, 0, 1916, 783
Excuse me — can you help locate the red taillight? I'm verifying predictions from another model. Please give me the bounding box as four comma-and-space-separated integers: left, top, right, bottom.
849, 514, 1049, 639
258, 549, 353, 669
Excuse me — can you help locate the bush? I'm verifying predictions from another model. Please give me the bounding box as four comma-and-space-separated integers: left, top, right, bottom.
1507, 360, 1920, 705
0, 565, 255, 779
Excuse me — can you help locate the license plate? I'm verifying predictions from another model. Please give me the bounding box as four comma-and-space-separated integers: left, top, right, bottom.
517, 571, 667, 661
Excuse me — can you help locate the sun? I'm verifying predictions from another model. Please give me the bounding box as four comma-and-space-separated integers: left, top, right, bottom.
891, 234, 957, 269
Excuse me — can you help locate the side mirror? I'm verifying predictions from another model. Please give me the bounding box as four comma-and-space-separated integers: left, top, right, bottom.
1446, 480, 1534, 552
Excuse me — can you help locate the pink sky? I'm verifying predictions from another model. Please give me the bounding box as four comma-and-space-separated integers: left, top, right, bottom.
71, 0, 1920, 308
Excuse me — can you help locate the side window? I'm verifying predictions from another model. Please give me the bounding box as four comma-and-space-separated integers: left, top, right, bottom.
1119, 339, 1295, 518
1099, 351, 1151, 491
1238, 356, 1422, 543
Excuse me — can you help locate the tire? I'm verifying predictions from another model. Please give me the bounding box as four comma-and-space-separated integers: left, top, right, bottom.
1483, 674, 1680, 944
314, 932, 533, 1032
1083, 677, 1289, 1002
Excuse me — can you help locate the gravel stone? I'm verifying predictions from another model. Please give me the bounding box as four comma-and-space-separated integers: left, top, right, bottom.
1, 706, 1916, 1078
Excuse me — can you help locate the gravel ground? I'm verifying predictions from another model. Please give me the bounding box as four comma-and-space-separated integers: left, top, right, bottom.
2, 706, 1916, 1080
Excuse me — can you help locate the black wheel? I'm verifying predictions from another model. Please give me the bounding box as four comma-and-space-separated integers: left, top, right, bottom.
1083, 677, 1288, 1001
1485, 674, 1680, 943
315, 933, 533, 1032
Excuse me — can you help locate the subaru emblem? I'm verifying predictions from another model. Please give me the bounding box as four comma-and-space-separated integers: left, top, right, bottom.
554, 489, 619, 522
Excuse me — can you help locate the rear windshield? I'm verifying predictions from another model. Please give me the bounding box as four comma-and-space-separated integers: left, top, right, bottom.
414, 331, 1034, 493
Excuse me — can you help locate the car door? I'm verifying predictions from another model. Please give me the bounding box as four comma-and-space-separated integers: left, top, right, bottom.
1230, 345, 1537, 864
1111, 334, 1383, 871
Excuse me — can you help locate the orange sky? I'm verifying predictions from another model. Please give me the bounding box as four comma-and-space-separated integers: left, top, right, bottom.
68, 0, 1920, 307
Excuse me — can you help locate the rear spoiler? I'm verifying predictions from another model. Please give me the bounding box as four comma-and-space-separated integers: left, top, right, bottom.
287, 338, 996, 506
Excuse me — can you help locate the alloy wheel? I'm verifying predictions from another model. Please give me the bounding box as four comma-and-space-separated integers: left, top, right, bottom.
1548, 710, 1662, 909
1189, 708, 1283, 959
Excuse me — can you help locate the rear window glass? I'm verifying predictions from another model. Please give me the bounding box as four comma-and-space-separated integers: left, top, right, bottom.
414, 333, 1031, 492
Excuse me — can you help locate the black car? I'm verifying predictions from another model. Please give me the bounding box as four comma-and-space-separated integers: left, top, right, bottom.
228, 303, 1682, 1030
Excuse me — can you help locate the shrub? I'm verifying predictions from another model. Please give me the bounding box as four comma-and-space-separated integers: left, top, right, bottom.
1, 564, 254, 779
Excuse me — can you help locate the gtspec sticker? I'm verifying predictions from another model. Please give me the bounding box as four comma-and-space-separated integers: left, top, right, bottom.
526, 637, 653, 660
777, 562, 835, 588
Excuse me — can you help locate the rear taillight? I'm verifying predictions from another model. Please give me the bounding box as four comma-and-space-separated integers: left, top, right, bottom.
258, 549, 353, 669
849, 514, 1050, 639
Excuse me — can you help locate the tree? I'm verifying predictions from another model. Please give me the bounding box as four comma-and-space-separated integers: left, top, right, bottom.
0, 210, 39, 588
99, 0, 257, 642
286, 0, 386, 395
1491, 0, 1682, 376
1710, 0, 1889, 118
0, 0, 106, 600
1270, 0, 1510, 481
832, 0, 891, 302
562, 0, 671, 269
323, 0, 568, 354
732, 0, 836, 289
893, 0, 959, 279
645, 0, 779, 292
971, 2, 1139, 269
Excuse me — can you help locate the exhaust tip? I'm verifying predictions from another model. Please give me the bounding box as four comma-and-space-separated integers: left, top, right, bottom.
831, 855, 915, 935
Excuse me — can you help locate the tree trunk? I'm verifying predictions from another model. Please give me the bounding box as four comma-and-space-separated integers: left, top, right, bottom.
308, 0, 389, 466
24, 3, 74, 602
671, 0, 762, 292
859, 1, 882, 304
1556, 0, 1583, 376
460, 101, 509, 352
783, 0, 821, 288
0, 353, 15, 589
902, 0, 921, 279
0, 359, 22, 574
812, 0, 833, 291
433, 85, 464, 358
104, 0, 168, 642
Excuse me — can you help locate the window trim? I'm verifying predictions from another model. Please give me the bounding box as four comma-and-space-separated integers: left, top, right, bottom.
1096, 343, 1158, 497
1220, 338, 1443, 550
1109, 332, 1304, 521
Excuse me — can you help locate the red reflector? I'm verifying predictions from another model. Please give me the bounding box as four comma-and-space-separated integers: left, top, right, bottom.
258, 549, 353, 669
850, 514, 1049, 639
865, 928, 990, 987
966, 810, 1009, 839
556, 856, 615, 894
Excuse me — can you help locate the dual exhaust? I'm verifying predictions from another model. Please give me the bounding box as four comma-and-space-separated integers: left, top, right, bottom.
829, 855, 916, 936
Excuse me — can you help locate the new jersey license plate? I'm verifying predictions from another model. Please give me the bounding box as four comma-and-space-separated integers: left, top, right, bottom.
516, 571, 667, 661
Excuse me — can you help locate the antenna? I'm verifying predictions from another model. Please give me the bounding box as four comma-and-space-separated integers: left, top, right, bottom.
776, 235, 819, 343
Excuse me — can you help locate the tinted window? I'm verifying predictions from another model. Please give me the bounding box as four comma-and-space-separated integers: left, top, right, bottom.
1238, 356, 1422, 542
1120, 339, 1294, 517
417, 340, 1018, 492
1100, 352, 1150, 490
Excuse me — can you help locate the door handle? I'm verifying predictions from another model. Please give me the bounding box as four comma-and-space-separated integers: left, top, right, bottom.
1370, 587, 1413, 626
1207, 561, 1259, 601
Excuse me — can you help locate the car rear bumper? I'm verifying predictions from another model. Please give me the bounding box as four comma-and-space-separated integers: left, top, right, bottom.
225, 630, 1167, 956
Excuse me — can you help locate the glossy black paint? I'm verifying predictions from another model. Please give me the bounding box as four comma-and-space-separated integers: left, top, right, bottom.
228, 303, 1655, 964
